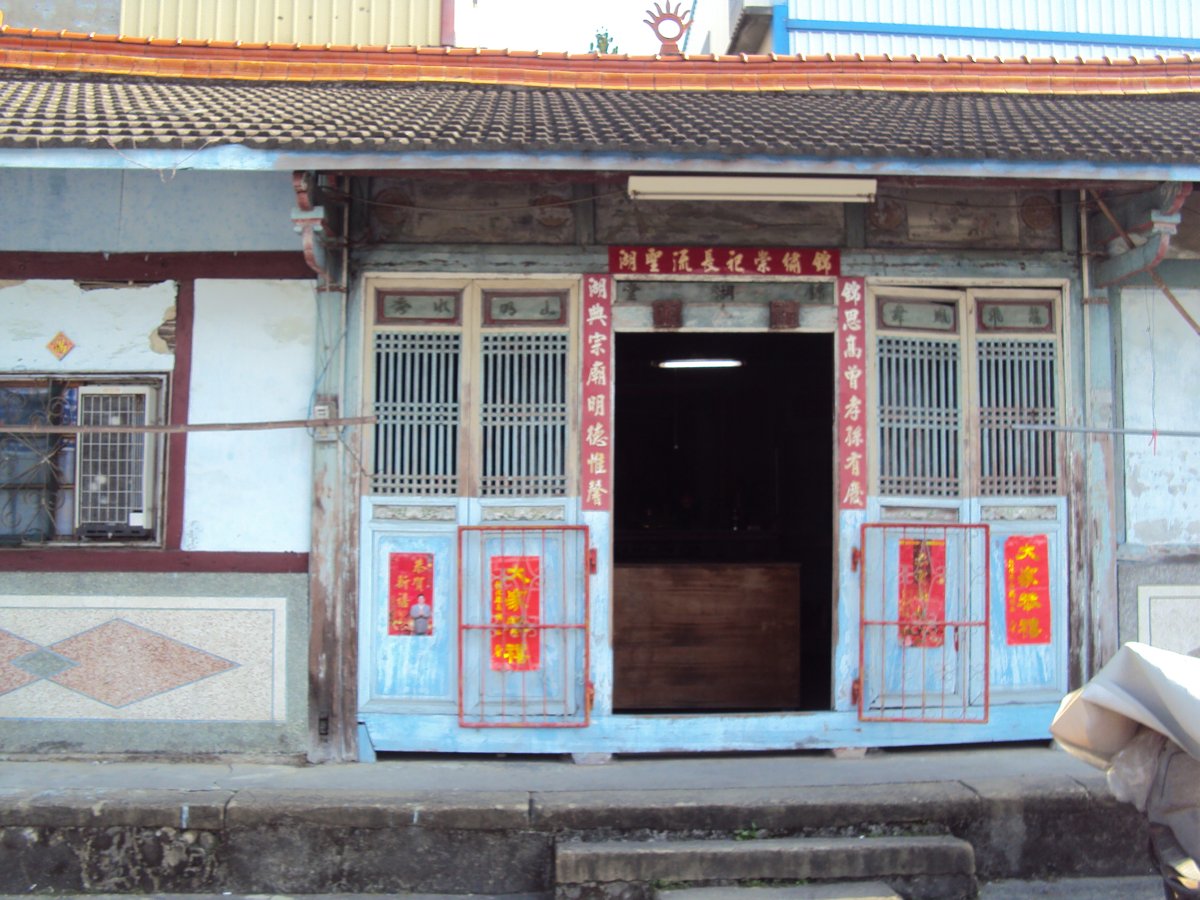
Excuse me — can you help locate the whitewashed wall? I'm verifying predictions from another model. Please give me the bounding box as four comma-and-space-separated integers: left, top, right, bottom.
1121, 286, 1200, 547
0, 279, 176, 372
183, 279, 317, 553
0, 170, 298, 253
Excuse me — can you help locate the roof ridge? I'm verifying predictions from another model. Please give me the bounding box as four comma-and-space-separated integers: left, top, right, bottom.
1, 22, 1199, 68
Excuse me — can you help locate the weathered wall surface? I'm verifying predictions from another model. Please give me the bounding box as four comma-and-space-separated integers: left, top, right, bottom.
183, 279, 317, 553
0, 170, 298, 253
0, 571, 308, 757
1119, 285, 1200, 548
0, 279, 176, 373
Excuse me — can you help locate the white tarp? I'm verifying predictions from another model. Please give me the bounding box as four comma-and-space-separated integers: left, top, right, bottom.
1051, 641, 1200, 862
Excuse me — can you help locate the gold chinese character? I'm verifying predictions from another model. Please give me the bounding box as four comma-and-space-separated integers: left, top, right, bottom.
781, 251, 804, 274
1015, 543, 1038, 560
812, 250, 833, 274
672, 248, 693, 272
586, 452, 608, 475
586, 394, 607, 416
586, 302, 609, 327
842, 334, 863, 359
754, 250, 772, 273
585, 423, 609, 447
840, 280, 863, 304
1017, 566, 1039, 588
586, 360, 608, 387
843, 395, 862, 422
842, 482, 864, 505
1016, 591, 1042, 612
843, 364, 863, 391
701, 249, 719, 273
843, 308, 862, 332
843, 451, 863, 477
586, 479, 610, 505
586, 276, 609, 299
618, 249, 638, 271
412, 557, 429, 573
587, 332, 608, 357
1015, 618, 1044, 640
844, 425, 864, 448
726, 251, 745, 273
645, 247, 663, 273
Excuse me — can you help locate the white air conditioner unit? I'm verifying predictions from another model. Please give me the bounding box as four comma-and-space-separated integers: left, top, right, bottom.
74, 385, 159, 539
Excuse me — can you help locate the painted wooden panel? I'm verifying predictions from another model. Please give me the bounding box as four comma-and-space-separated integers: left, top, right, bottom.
358, 506, 462, 713
121, 0, 439, 45
366, 179, 578, 245
867, 189, 1061, 251
612, 563, 801, 711
978, 499, 1069, 701
596, 194, 845, 247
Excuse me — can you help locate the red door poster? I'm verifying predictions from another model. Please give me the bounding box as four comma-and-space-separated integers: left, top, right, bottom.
490, 555, 541, 671
388, 552, 434, 636
897, 538, 946, 648
1005, 535, 1051, 644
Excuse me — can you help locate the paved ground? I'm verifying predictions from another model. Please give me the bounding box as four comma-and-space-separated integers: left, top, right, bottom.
0, 743, 1106, 794
0, 744, 1169, 898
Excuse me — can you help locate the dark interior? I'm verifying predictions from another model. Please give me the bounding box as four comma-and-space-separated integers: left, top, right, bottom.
612, 332, 834, 713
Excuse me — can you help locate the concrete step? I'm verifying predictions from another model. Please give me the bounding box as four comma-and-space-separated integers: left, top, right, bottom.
555, 835, 974, 900
658, 883, 902, 899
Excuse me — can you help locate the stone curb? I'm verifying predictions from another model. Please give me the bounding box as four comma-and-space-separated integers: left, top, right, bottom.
224, 789, 532, 830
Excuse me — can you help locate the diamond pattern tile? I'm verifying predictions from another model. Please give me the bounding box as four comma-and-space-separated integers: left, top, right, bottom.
12, 648, 77, 679
0, 629, 42, 696
48, 619, 237, 708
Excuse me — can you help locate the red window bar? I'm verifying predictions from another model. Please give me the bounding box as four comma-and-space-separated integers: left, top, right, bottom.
858, 523, 990, 724
457, 525, 591, 728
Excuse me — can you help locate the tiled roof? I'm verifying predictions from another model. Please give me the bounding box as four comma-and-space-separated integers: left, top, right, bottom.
1, 28, 1198, 168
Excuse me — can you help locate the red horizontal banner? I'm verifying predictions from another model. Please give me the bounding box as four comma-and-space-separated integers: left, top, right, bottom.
609, 246, 840, 277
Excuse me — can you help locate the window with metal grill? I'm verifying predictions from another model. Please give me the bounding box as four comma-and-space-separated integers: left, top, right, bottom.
368, 282, 574, 499
873, 289, 1062, 499
0, 377, 163, 545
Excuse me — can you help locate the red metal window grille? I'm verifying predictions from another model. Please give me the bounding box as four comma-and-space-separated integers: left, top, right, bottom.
858, 523, 990, 724
457, 525, 591, 728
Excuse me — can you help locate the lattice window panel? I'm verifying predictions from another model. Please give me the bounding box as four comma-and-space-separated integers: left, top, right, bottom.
877, 337, 961, 497
480, 332, 569, 497
372, 332, 461, 496
76, 389, 151, 528
977, 339, 1059, 496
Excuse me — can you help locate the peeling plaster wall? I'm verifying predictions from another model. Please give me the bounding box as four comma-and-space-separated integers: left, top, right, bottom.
183, 280, 317, 553
1120, 285, 1200, 547
0, 280, 176, 372
0, 170, 298, 253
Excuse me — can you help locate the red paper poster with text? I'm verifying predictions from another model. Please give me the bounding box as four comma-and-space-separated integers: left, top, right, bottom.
490, 555, 541, 671
1005, 535, 1051, 644
609, 246, 840, 278
897, 539, 946, 648
388, 552, 434, 636
581, 274, 613, 511
837, 277, 867, 509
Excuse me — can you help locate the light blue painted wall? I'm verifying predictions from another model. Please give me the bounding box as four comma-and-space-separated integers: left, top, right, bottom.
0, 169, 299, 253
1120, 285, 1200, 547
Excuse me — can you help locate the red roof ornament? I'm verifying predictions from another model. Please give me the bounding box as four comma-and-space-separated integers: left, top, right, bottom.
644, 2, 692, 56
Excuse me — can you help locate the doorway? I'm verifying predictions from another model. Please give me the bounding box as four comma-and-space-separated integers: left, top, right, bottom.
612, 332, 834, 713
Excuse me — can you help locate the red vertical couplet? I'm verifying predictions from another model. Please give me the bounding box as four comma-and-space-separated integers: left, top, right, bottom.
897, 539, 947, 648
1005, 535, 1051, 644
387, 552, 434, 635
490, 555, 542, 671
581, 274, 614, 511
837, 277, 868, 509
